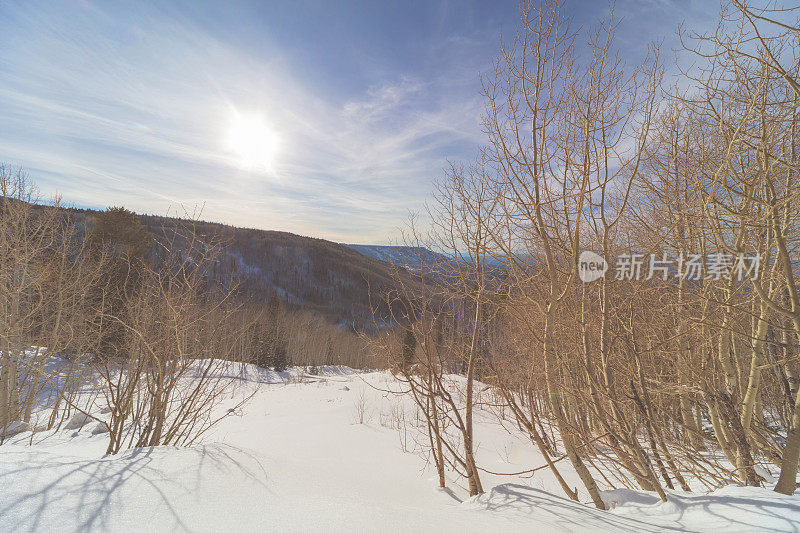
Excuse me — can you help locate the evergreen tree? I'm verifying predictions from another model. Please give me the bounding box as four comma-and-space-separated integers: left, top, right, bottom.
253, 321, 272, 368
325, 335, 335, 366
253, 291, 289, 371
88, 206, 152, 260
272, 341, 288, 372
400, 328, 416, 373
88, 207, 152, 360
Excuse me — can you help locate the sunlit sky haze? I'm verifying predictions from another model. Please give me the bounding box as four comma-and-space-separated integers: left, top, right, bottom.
0, 0, 723, 243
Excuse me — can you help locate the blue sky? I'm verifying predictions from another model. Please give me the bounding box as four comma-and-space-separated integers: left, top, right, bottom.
0, 0, 719, 243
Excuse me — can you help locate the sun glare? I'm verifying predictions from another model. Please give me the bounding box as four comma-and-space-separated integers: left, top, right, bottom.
227, 113, 278, 171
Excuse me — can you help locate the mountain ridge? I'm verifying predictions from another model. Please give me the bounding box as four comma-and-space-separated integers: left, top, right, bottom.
44, 205, 415, 329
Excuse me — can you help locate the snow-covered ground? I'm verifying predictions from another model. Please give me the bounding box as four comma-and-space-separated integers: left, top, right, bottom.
2, 365, 799, 532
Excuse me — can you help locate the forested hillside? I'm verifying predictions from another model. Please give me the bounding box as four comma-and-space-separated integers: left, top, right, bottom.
54, 207, 412, 329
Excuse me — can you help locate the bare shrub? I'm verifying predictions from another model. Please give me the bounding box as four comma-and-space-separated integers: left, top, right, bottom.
353, 389, 369, 424
93, 221, 255, 453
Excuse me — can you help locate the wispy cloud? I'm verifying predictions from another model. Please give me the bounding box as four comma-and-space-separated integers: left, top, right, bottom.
0, 0, 733, 243
0, 1, 492, 243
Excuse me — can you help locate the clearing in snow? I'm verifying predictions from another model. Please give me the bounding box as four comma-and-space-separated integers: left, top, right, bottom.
2, 365, 798, 532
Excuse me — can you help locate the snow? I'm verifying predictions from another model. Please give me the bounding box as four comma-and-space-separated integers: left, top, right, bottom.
1, 365, 798, 532
603, 486, 800, 532
63, 411, 92, 430
3, 420, 31, 436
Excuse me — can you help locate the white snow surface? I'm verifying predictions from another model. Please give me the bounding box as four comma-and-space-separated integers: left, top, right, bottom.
1, 365, 798, 532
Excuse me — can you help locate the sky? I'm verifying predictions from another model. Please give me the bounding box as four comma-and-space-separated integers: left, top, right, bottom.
0, 0, 722, 244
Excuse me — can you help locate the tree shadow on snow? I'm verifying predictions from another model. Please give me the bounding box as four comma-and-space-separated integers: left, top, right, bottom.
0, 444, 270, 533
654, 491, 800, 533
466, 484, 681, 532
470, 484, 800, 533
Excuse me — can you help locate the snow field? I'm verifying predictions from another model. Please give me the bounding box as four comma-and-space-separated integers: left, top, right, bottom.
1, 365, 798, 532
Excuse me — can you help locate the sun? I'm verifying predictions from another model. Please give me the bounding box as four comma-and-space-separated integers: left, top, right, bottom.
227, 112, 278, 171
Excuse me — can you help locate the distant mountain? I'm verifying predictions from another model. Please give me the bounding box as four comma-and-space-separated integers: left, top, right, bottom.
342, 244, 450, 270
344, 244, 510, 275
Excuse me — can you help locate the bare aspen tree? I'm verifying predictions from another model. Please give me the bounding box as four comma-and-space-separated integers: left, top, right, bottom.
369, 202, 491, 496
0, 166, 100, 437
679, 1, 800, 492
93, 221, 256, 453
466, 0, 661, 506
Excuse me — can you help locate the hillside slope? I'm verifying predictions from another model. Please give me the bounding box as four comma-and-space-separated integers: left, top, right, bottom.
64, 207, 412, 328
